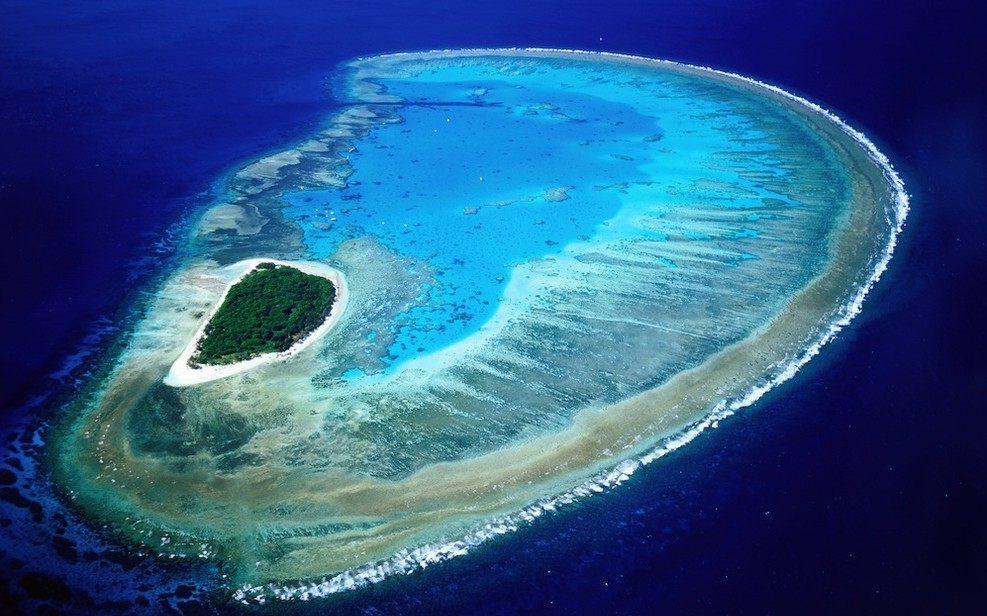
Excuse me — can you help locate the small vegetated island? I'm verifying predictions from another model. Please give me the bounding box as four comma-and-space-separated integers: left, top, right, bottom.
193, 262, 336, 366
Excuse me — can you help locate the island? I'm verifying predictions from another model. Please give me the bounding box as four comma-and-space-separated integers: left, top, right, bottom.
51, 50, 906, 599
164, 258, 347, 386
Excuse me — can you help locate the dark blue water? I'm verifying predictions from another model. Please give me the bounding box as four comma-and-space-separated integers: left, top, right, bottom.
2, 0, 984, 613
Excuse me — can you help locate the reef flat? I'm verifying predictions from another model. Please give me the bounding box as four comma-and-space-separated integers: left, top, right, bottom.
49, 49, 906, 602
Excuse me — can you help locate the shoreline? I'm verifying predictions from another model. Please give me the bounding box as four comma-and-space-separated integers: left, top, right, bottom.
163, 258, 349, 387
52, 49, 906, 596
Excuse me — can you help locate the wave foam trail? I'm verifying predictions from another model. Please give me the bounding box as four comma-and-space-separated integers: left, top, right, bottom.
29, 44, 906, 606
227, 49, 908, 605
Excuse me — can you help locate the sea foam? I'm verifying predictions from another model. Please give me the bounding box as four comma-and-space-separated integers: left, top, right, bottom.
228, 48, 908, 604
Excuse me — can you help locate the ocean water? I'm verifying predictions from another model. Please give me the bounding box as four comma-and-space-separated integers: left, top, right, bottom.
46, 47, 906, 600
2, 1, 985, 614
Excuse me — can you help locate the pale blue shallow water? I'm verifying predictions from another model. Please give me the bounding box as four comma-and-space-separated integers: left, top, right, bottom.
283, 60, 808, 376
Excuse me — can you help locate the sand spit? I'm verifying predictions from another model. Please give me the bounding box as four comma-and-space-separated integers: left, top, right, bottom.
163, 258, 348, 387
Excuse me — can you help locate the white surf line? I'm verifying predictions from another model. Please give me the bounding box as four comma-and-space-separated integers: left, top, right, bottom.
232, 49, 909, 603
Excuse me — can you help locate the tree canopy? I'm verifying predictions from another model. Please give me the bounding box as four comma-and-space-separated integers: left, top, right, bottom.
192, 263, 336, 366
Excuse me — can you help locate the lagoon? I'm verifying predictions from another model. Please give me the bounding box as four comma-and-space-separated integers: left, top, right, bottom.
50, 49, 906, 602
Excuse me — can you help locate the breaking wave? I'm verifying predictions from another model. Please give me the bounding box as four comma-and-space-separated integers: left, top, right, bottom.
229, 48, 909, 605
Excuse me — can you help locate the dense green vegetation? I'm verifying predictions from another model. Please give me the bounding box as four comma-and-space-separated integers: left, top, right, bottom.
192, 262, 336, 366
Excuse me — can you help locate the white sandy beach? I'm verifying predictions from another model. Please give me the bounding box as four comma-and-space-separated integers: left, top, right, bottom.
163, 258, 348, 387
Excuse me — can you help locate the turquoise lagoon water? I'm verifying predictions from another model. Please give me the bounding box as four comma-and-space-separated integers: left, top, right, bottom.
283, 57, 813, 378
50, 50, 902, 600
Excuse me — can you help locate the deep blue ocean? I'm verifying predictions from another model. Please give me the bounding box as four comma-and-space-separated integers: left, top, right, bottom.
2, 0, 985, 613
